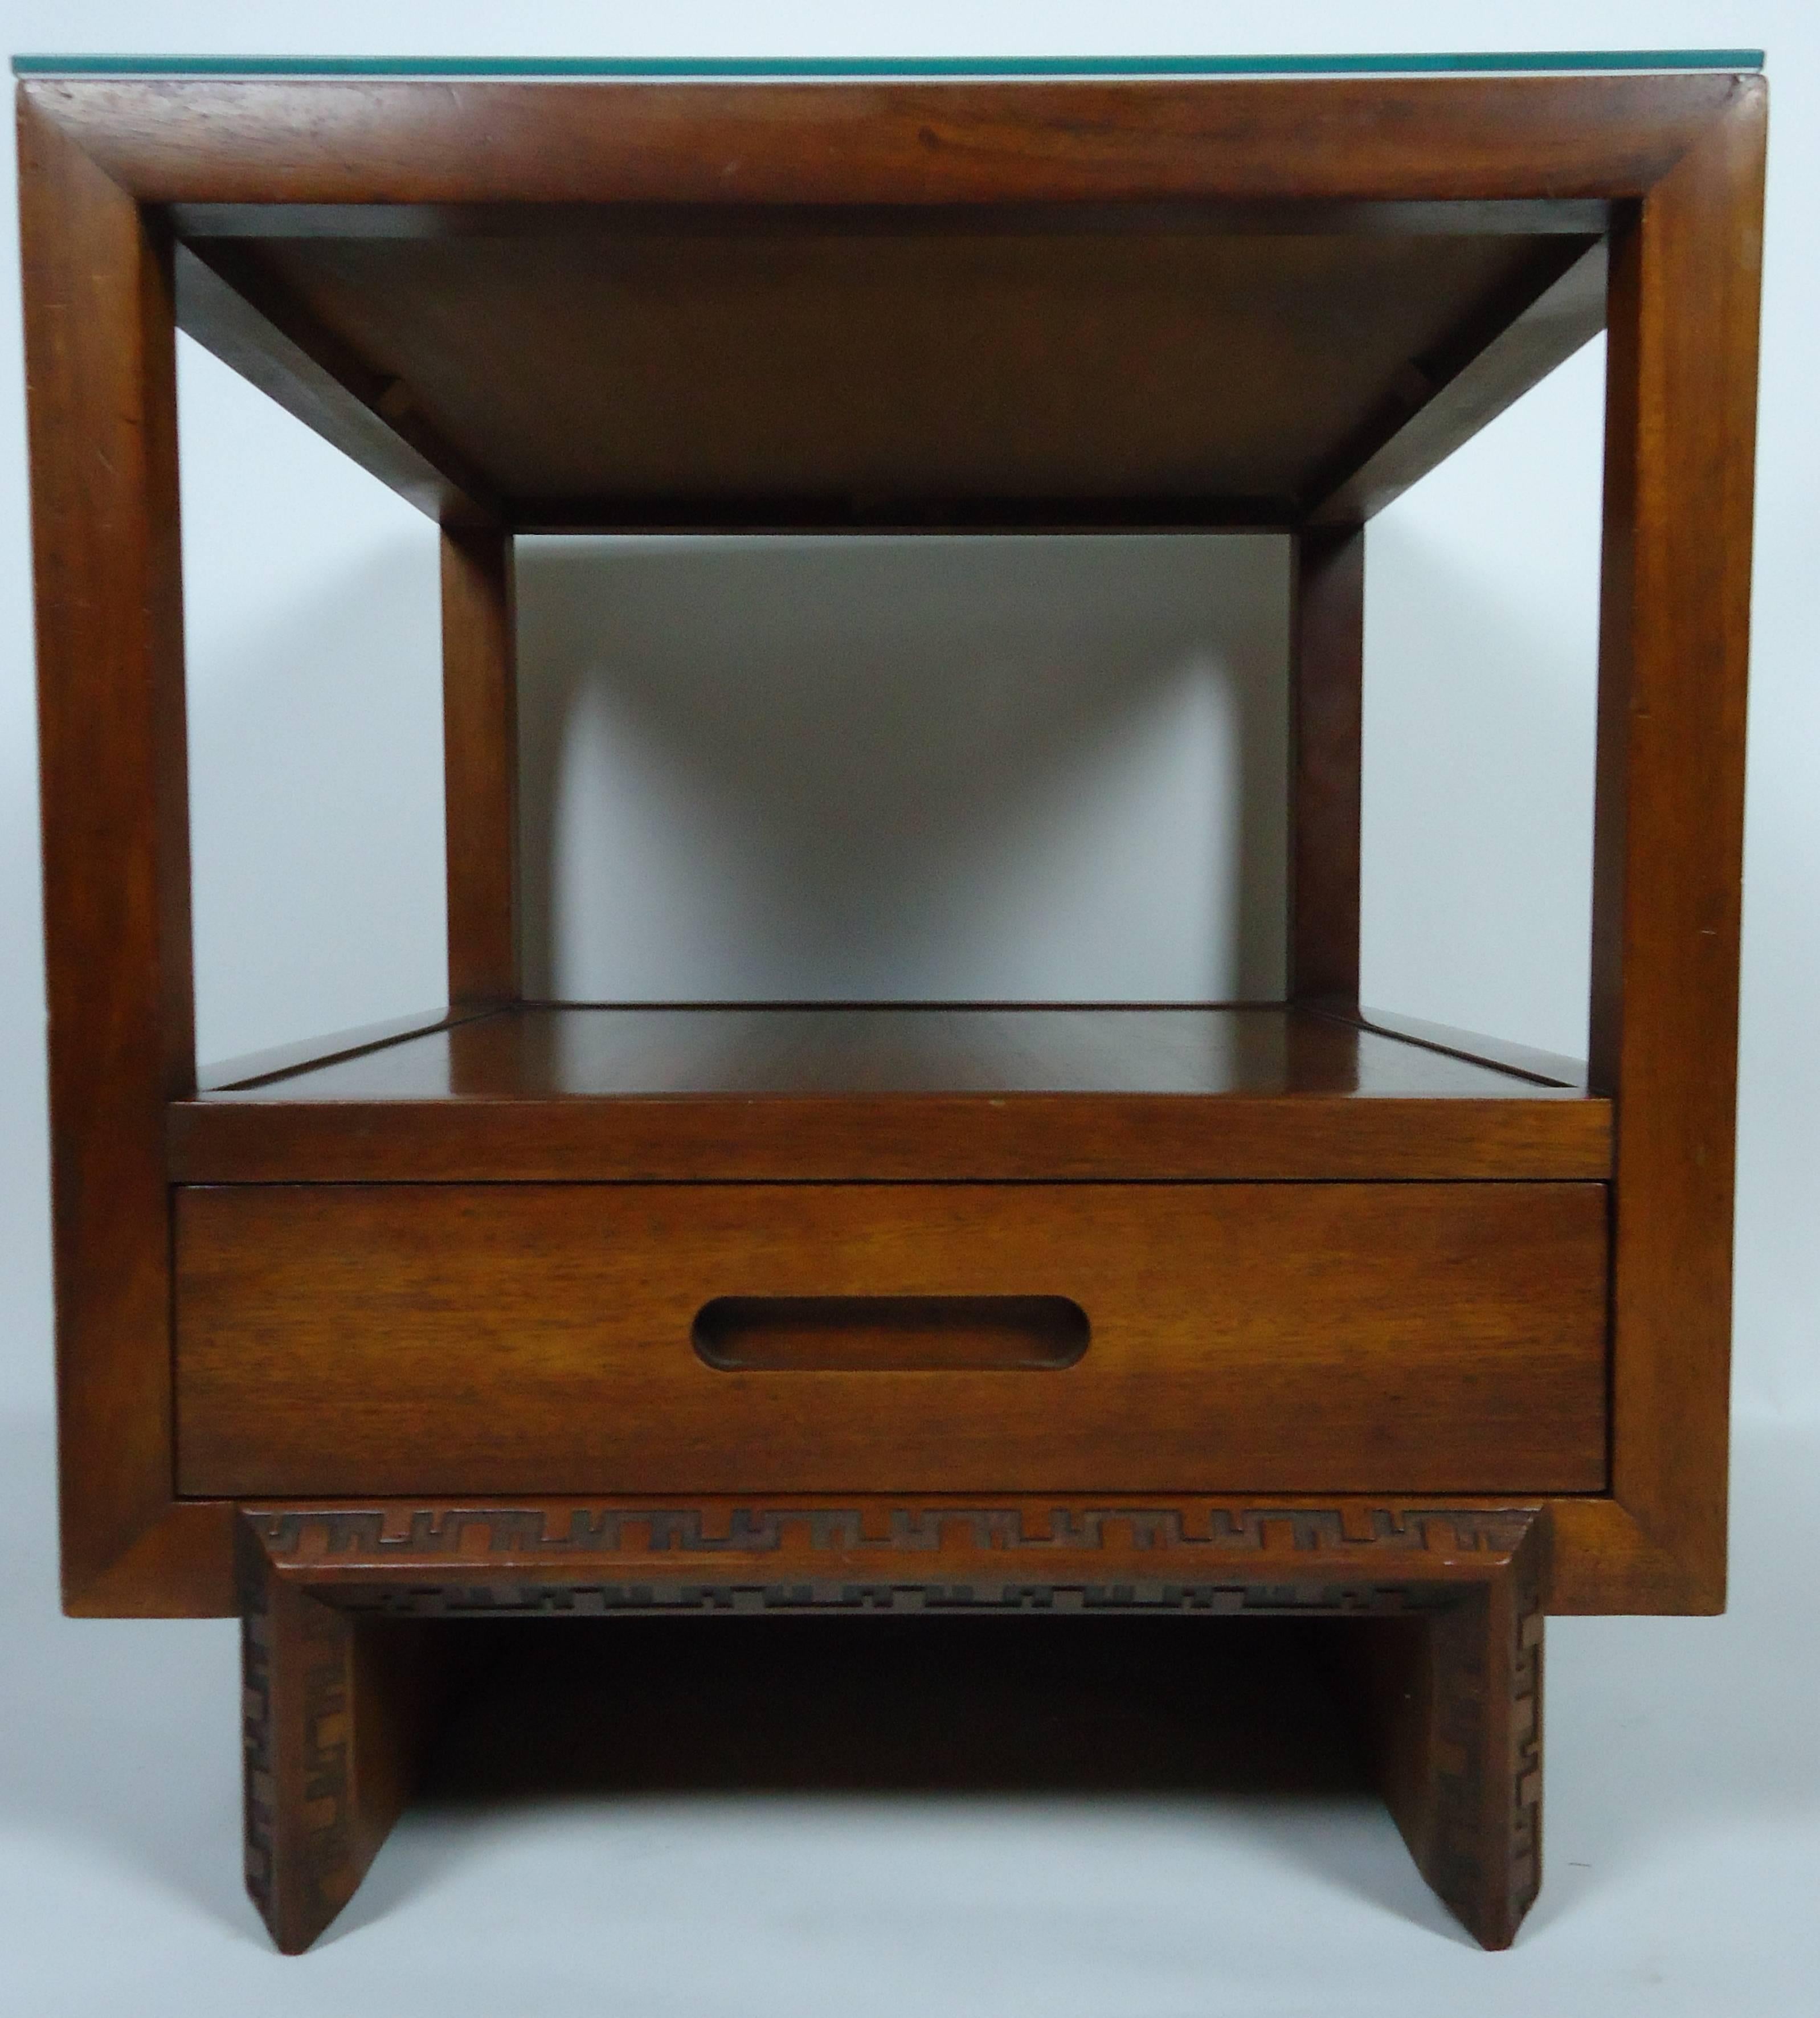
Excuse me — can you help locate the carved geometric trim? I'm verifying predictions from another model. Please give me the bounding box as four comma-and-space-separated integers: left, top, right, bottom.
237, 1527, 361, 1945
328, 1578, 1467, 1618
238, 1539, 276, 1920
235, 1502, 1549, 1951
1508, 1542, 1547, 1924
249, 1501, 1537, 1564
291, 1601, 356, 1922
1428, 1592, 1495, 1923
1405, 1538, 1548, 1945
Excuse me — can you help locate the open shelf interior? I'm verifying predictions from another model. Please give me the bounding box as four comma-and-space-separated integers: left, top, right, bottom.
199, 1002, 1586, 1102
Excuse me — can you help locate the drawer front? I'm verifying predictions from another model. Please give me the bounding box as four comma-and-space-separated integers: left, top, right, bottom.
174, 1182, 1608, 1497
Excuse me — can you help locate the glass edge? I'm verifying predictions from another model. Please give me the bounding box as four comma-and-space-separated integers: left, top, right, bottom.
11, 50, 1768, 81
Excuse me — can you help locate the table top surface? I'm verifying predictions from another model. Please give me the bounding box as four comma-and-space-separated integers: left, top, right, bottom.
11, 50, 1765, 81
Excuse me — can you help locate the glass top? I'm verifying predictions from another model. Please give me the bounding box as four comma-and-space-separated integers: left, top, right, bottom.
11, 50, 1765, 80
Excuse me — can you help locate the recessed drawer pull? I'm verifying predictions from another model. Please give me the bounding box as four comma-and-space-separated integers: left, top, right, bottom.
692, 1294, 1090, 1372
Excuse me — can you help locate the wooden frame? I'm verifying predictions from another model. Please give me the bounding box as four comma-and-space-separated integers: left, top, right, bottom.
20, 71, 1763, 1635
440, 524, 520, 1006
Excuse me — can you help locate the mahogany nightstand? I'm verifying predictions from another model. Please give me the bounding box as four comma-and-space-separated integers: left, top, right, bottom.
18, 51, 1764, 1952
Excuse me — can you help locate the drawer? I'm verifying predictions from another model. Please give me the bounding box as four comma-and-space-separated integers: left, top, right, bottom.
174, 1181, 1608, 1497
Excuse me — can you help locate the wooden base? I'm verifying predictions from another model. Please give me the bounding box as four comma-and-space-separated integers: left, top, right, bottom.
237, 1499, 1547, 1953
1334, 1576, 1545, 1947
236, 1523, 444, 1954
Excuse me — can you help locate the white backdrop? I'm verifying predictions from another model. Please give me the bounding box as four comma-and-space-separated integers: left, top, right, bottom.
1, 6, 1815, 2013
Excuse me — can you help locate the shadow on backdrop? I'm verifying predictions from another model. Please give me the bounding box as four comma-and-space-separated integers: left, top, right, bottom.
333, 1610, 1461, 1945
515, 536, 1289, 1003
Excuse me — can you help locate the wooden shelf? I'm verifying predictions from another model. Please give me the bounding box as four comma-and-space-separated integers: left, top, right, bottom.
174, 202, 1606, 533
170, 1003, 1609, 1182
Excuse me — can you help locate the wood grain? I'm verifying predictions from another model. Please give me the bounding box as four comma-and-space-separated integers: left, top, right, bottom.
181, 1002, 1578, 1098
30, 75, 1741, 207
170, 196, 1618, 242
168, 1097, 1609, 1184
1589, 80, 1766, 1611
198, 1004, 502, 1093
173, 239, 497, 525
1289, 526, 1364, 1000
1312, 1006, 1589, 1092
165, 1004, 1612, 1182
441, 525, 520, 1003
175, 1181, 1609, 1499
206, 225, 1568, 520
19, 97, 196, 1612
1305, 237, 1608, 523
500, 494, 1284, 534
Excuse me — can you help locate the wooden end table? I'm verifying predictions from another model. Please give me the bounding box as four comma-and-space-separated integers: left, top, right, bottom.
18, 50, 1764, 1951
